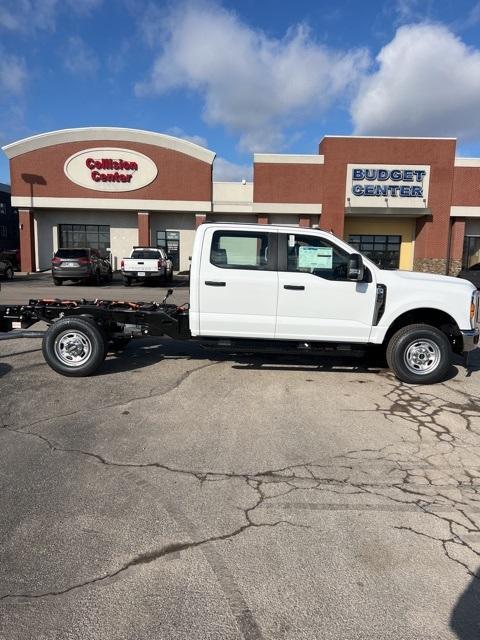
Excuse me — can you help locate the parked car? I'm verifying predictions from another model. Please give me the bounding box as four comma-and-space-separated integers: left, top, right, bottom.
121, 247, 173, 286
51, 248, 112, 286
0, 253, 14, 280
0, 249, 20, 271
458, 263, 480, 289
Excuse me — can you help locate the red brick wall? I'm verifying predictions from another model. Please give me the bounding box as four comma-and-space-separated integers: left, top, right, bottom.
10, 140, 212, 202
254, 163, 323, 204
320, 137, 457, 260
452, 167, 480, 205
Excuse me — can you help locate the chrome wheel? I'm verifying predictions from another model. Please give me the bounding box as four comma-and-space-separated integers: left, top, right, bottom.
54, 330, 92, 367
404, 339, 441, 375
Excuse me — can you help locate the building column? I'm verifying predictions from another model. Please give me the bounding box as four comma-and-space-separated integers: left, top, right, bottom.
257, 215, 269, 225
449, 217, 466, 276
195, 214, 207, 228
298, 215, 311, 228
19, 209, 36, 272
138, 211, 150, 246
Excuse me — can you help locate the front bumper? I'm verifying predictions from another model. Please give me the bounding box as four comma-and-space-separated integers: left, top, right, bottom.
461, 328, 480, 352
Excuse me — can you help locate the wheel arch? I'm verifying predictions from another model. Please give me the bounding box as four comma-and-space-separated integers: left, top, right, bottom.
382, 307, 463, 354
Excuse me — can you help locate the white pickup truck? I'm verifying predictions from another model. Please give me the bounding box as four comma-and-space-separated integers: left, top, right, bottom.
2, 223, 479, 383
121, 247, 173, 285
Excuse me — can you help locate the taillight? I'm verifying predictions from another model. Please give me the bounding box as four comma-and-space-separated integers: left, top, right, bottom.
121, 259, 125, 269
78, 257, 91, 265
52, 257, 61, 264
158, 259, 166, 268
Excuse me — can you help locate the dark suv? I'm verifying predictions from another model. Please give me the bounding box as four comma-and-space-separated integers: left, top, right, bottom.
0, 253, 14, 280
52, 248, 112, 286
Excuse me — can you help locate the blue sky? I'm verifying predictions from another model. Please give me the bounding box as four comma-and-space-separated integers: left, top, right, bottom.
1, 0, 480, 183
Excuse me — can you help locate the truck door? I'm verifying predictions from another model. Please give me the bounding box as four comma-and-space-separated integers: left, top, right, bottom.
275, 232, 377, 342
198, 228, 278, 338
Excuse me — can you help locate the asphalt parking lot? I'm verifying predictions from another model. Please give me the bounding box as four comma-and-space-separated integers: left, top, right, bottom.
0, 274, 480, 639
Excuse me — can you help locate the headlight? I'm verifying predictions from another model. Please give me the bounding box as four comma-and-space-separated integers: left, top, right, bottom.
471, 292, 479, 328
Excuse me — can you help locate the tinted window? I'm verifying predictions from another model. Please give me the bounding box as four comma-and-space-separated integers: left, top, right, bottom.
132, 250, 162, 259
285, 233, 350, 281
59, 224, 110, 252
55, 249, 89, 258
349, 234, 401, 270
211, 231, 270, 270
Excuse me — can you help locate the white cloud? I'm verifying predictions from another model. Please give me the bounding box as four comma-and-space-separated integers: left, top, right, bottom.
0, 50, 27, 94
213, 157, 252, 181
135, 1, 369, 153
351, 23, 480, 141
0, 0, 102, 33
165, 126, 208, 148
63, 36, 98, 76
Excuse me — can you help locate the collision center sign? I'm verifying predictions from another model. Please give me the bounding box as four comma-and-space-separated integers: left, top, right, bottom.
345, 163, 430, 209
64, 147, 158, 192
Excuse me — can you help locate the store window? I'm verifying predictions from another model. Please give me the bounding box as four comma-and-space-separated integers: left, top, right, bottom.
0, 225, 7, 237
0, 203, 6, 215
462, 236, 480, 270
156, 230, 181, 271
348, 235, 401, 270
59, 224, 110, 252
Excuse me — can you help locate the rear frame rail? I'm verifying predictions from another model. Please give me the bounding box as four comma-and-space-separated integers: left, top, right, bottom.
0, 298, 191, 341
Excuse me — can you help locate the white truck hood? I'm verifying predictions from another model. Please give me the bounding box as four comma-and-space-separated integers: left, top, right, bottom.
380, 269, 476, 291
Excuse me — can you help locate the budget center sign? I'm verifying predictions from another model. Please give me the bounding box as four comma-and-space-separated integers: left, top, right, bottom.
345, 163, 430, 209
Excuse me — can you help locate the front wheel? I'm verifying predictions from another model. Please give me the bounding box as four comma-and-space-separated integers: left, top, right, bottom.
386, 323, 452, 384
42, 317, 107, 376
123, 276, 131, 286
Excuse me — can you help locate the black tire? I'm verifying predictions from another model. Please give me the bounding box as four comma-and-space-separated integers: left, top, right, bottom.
42, 317, 107, 377
106, 268, 113, 283
123, 276, 131, 286
53, 278, 62, 286
92, 271, 101, 286
5, 267, 14, 280
386, 323, 452, 384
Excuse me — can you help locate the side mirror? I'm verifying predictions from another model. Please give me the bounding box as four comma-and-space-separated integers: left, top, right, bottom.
347, 253, 364, 281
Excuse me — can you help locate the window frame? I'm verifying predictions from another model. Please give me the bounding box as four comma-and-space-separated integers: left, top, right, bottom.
210, 230, 278, 271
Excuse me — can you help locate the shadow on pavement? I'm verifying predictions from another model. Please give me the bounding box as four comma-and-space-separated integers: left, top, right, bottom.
450, 569, 480, 640
0, 362, 12, 378
99, 338, 391, 377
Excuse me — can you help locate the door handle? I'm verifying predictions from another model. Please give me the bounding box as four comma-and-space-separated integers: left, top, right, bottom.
205, 280, 226, 286
284, 284, 305, 290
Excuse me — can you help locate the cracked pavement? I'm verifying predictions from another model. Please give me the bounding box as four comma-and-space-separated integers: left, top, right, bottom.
1, 305, 480, 638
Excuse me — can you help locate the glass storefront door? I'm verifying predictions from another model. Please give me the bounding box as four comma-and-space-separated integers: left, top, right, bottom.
156, 230, 180, 270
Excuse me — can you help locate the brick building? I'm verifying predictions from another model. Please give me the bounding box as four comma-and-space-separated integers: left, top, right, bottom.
2, 128, 480, 274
